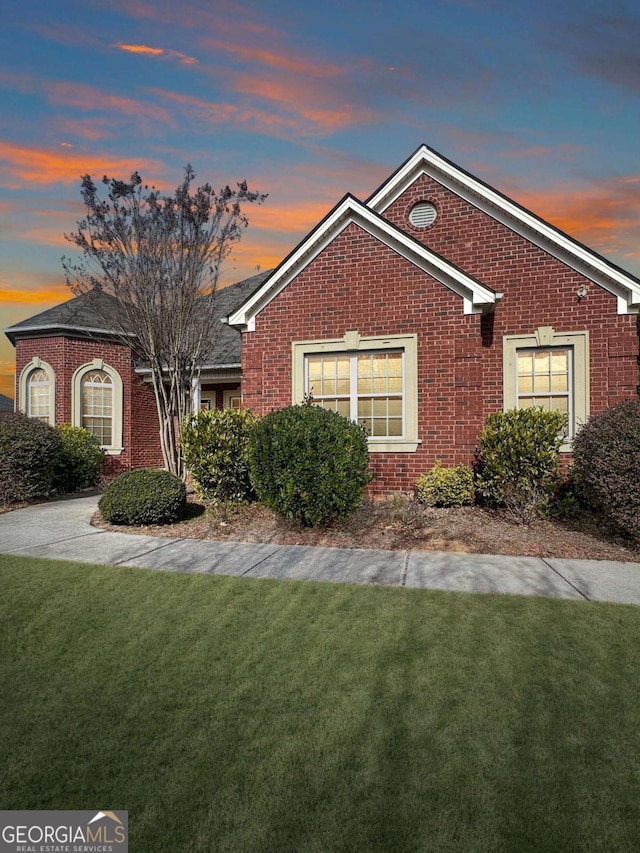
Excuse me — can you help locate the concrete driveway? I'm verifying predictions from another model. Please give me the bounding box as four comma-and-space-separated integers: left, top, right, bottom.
1, 494, 640, 605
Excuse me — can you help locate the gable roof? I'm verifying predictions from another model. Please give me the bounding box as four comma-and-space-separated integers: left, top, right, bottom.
228, 194, 501, 331
3, 288, 132, 345
367, 144, 640, 314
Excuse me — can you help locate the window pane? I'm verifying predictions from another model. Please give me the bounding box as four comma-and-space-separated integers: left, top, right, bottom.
388, 398, 402, 417
519, 375, 533, 393
388, 419, 403, 436
534, 374, 550, 393
551, 373, 568, 392
518, 353, 533, 374
534, 351, 550, 372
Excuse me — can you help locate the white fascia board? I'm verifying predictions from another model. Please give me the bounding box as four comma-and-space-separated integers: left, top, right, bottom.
3, 323, 136, 341
228, 196, 499, 330
368, 145, 640, 314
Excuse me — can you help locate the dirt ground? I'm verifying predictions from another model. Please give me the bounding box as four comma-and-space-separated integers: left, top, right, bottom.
92, 495, 640, 562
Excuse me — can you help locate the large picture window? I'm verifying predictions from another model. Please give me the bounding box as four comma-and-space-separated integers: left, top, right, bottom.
504, 328, 589, 448
293, 331, 419, 452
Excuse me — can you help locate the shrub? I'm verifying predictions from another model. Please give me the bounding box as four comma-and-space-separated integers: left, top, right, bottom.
181, 407, 258, 504
248, 401, 371, 526
571, 399, 640, 536
99, 468, 186, 525
53, 424, 105, 494
415, 461, 474, 507
475, 408, 567, 523
0, 411, 62, 504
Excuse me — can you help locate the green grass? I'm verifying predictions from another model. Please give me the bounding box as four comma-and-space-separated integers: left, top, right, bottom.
1, 555, 640, 852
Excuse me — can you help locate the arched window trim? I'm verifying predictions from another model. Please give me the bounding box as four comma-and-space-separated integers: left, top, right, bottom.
72, 358, 124, 455
19, 356, 56, 426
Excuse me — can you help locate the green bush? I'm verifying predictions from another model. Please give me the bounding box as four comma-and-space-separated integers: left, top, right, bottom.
0, 411, 62, 504
248, 401, 372, 527
53, 424, 105, 494
571, 399, 640, 536
99, 468, 186, 525
415, 461, 474, 507
475, 407, 567, 523
181, 407, 258, 504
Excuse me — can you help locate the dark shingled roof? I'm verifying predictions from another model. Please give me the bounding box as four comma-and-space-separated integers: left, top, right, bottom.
199, 269, 272, 367
4, 271, 273, 370
3, 288, 131, 345
0, 393, 14, 411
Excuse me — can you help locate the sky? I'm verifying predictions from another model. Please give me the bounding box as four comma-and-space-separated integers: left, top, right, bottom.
1, 0, 639, 398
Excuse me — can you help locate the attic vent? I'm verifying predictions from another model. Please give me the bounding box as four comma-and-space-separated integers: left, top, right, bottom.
409, 201, 437, 228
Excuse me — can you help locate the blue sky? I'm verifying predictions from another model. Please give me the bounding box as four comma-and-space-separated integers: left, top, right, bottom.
1, 0, 639, 396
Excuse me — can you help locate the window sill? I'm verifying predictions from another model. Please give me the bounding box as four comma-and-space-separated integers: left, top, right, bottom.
104, 447, 124, 456
368, 439, 421, 453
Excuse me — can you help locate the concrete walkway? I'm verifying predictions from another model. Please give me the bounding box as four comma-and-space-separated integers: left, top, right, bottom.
1, 494, 640, 605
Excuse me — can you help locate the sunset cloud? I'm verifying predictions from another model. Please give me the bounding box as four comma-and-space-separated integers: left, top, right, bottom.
0, 142, 163, 188
115, 42, 198, 65
514, 176, 640, 260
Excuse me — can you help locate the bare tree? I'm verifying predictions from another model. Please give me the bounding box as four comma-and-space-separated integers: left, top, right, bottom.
62, 167, 266, 476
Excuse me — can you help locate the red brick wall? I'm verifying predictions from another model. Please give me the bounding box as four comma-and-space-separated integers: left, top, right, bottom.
15, 335, 163, 474
241, 176, 639, 494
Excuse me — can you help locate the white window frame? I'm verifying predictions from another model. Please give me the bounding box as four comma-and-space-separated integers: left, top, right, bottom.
503, 327, 589, 452
19, 357, 56, 426
292, 331, 420, 453
72, 358, 124, 455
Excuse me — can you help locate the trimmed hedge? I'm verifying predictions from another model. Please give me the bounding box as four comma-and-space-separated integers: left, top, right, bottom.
415, 461, 474, 507
475, 408, 567, 523
99, 468, 186, 525
248, 401, 371, 527
181, 408, 258, 504
53, 425, 105, 494
0, 411, 62, 504
572, 399, 640, 536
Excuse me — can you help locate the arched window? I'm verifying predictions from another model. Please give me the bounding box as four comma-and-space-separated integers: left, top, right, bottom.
72, 359, 123, 454
19, 357, 56, 426
28, 368, 51, 422
82, 369, 113, 445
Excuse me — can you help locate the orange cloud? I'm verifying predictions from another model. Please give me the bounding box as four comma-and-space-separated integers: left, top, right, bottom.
515, 178, 640, 262
0, 142, 163, 188
0, 283, 70, 306
47, 80, 174, 123
115, 42, 197, 64
150, 88, 306, 136
118, 43, 164, 56
229, 72, 376, 132
203, 38, 343, 77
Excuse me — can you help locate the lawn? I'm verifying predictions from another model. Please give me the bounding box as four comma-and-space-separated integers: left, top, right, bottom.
1, 555, 639, 852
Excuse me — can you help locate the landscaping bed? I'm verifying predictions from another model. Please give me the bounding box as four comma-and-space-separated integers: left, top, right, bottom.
93, 495, 640, 562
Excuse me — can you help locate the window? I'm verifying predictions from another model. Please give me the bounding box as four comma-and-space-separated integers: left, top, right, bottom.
307, 351, 403, 437
82, 370, 113, 445
292, 331, 419, 452
28, 369, 51, 422
19, 357, 55, 426
503, 328, 589, 449
72, 359, 123, 454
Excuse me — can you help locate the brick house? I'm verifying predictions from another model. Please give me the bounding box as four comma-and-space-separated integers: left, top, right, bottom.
5, 145, 640, 491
